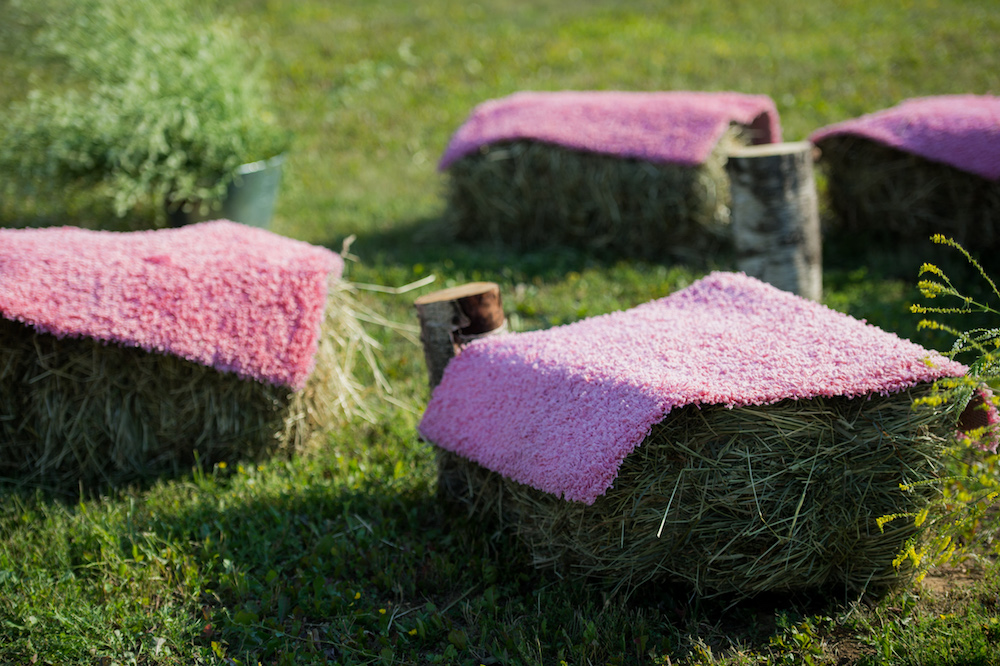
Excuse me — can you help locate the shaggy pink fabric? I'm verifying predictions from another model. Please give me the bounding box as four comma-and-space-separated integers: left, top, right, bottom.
0, 220, 343, 389
419, 272, 968, 504
810, 95, 1000, 181
438, 90, 782, 170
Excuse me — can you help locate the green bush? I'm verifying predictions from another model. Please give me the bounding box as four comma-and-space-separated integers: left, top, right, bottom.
0, 0, 289, 222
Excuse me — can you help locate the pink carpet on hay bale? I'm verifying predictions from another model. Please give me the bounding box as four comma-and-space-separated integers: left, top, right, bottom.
0, 220, 343, 390
810, 95, 1000, 181
419, 272, 968, 505
438, 90, 782, 171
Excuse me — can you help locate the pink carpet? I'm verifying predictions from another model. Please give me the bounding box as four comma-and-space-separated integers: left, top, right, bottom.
438, 90, 782, 170
418, 272, 968, 504
810, 95, 1000, 181
0, 220, 343, 389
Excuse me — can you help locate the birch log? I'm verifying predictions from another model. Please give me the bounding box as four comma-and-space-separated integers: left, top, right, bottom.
726, 141, 822, 301
414, 281, 505, 389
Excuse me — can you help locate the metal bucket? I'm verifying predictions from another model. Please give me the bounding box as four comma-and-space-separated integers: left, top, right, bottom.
167, 154, 285, 228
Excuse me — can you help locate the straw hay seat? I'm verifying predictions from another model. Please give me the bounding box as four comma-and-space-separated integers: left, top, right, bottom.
810, 95, 1000, 251
418, 273, 972, 598
438, 91, 781, 261
0, 220, 366, 486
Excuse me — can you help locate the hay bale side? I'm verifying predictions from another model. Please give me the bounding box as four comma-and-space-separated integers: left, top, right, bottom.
437, 387, 957, 598
817, 135, 1000, 249
0, 278, 375, 487
442, 128, 747, 262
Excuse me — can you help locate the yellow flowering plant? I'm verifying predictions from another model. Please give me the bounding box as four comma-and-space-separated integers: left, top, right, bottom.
880, 235, 1000, 578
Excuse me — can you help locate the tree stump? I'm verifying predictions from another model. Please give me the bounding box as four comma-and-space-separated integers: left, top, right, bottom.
414, 282, 506, 389
727, 141, 822, 301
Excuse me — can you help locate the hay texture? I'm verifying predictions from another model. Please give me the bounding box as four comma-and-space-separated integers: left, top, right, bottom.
420, 273, 970, 597
0, 221, 376, 486
439, 91, 781, 260
810, 95, 1000, 248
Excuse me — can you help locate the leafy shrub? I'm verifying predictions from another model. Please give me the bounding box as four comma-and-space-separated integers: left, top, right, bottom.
0, 0, 289, 220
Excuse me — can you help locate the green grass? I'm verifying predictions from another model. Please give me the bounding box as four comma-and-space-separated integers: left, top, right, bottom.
3, 0, 1000, 663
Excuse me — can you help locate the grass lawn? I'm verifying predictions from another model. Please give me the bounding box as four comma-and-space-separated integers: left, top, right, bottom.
2, 0, 1000, 663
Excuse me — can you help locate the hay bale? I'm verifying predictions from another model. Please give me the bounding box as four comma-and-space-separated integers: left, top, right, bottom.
810, 96, 1000, 253
0, 222, 383, 487
437, 389, 956, 598
418, 273, 970, 598
438, 91, 782, 261
443, 137, 741, 261
815, 135, 1000, 248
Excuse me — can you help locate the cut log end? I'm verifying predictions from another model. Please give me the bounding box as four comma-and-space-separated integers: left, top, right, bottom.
726, 141, 823, 301
726, 140, 815, 159
415, 282, 506, 389
414, 281, 499, 305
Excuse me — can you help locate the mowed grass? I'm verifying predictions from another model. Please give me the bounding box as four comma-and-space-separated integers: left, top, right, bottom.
2, 0, 1000, 664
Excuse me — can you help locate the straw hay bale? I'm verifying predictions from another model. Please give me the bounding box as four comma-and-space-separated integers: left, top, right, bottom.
816, 135, 1000, 249
437, 387, 958, 598
442, 128, 747, 261
0, 278, 380, 487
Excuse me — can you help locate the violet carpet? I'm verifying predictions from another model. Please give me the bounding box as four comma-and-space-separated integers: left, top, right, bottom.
0, 220, 342, 389
810, 95, 1000, 181
438, 90, 782, 170
419, 273, 967, 504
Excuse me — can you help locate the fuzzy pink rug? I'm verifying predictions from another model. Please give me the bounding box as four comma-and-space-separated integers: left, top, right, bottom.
0, 220, 343, 389
810, 95, 1000, 181
418, 272, 968, 504
438, 90, 782, 170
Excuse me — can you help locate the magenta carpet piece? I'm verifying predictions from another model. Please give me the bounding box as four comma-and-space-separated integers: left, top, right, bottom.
810, 95, 1000, 181
418, 273, 968, 505
0, 220, 343, 389
438, 90, 782, 171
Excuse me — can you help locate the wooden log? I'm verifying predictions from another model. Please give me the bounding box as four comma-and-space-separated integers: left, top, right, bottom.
726, 141, 822, 301
414, 281, 506, 389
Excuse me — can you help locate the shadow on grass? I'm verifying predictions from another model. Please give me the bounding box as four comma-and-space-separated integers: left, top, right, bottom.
95, 433, 877, 663
823, 230, 1000, 357
823, 228, 1000, 282
0, 426, 903, 665
0, 189, 170, 232
340, 212, 737, 282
